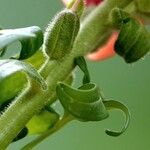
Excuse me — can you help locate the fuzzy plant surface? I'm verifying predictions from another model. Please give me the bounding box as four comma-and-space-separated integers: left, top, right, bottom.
0, 0, 150, 149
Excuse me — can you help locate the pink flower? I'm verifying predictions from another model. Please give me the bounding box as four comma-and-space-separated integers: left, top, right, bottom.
84, 0, 103, 5
62, 0, 117, 61
87, 32, 118, 61
62, 0, 103, 5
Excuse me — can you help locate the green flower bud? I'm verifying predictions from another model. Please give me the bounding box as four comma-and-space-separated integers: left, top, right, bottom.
110, 8, 150, 63
44, 9, 80, 59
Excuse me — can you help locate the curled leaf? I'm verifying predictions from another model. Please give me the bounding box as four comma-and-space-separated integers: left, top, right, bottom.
75, 56, 90, 84
110, 8, 150, 63
0, 26, 43, 59
44, 9, 80, 59
103, 100, 130, 137
56, 82, 108, 121
0, 59, 47, 103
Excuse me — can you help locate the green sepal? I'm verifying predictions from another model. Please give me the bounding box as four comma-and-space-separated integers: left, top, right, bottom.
56, 82, 109, 121
67, 0, 85, 17
135, 0, 150, 13
103, 100, 130, 137
13, 127, 28, 142
26, 109, 59, 135
44, 9, 80, 59
0, 26, 43, 59
75, 56, 90, 84
111, 8, 150, 63
0, 59, 47, 103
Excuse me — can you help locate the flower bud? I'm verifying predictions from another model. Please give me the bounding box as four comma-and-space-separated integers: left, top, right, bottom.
44, 9, 80, 59
111, 8, 150, 63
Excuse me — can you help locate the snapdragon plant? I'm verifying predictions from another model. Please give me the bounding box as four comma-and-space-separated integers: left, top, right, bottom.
0, 0, 150, 149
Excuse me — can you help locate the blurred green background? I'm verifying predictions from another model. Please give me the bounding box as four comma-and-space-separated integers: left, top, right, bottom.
0, 0, 150, 150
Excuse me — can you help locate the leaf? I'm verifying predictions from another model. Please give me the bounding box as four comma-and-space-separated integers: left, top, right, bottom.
26, 109, 59, 135
75, 56, 90, 84
0, 50, 46, 104
103, 100, 130, 137
0, 59, 47, 103
56, 82, 109, 121
0, 26, 43, 59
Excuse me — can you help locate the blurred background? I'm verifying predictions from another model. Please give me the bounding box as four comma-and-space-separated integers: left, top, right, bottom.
0, 0, 150, 149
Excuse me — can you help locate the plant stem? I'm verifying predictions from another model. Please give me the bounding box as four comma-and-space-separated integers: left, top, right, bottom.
72, 0, 133, 57
21, 113, 73, 150
0, 0, 133, 149
0, 55, 74, 149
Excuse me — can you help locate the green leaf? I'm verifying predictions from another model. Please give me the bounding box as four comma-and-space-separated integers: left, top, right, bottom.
0, 59, 47, 103
43, 9, 80, 59
56, 82, 108, 121
111, 8, 150, 63
0, 50, 46, 104
26, 109, 59, 135
0, 26, 43, 59
103, 100, 130, 137
26, 50, 46, 70
75, 56, 90, 84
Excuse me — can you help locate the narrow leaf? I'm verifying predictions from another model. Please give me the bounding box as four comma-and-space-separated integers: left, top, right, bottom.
103, 100, 130, 137
75, 56, 90, 84
0, 26, 43, 59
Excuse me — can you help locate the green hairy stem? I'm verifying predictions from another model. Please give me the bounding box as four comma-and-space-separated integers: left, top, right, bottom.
0, 0, 133, 149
